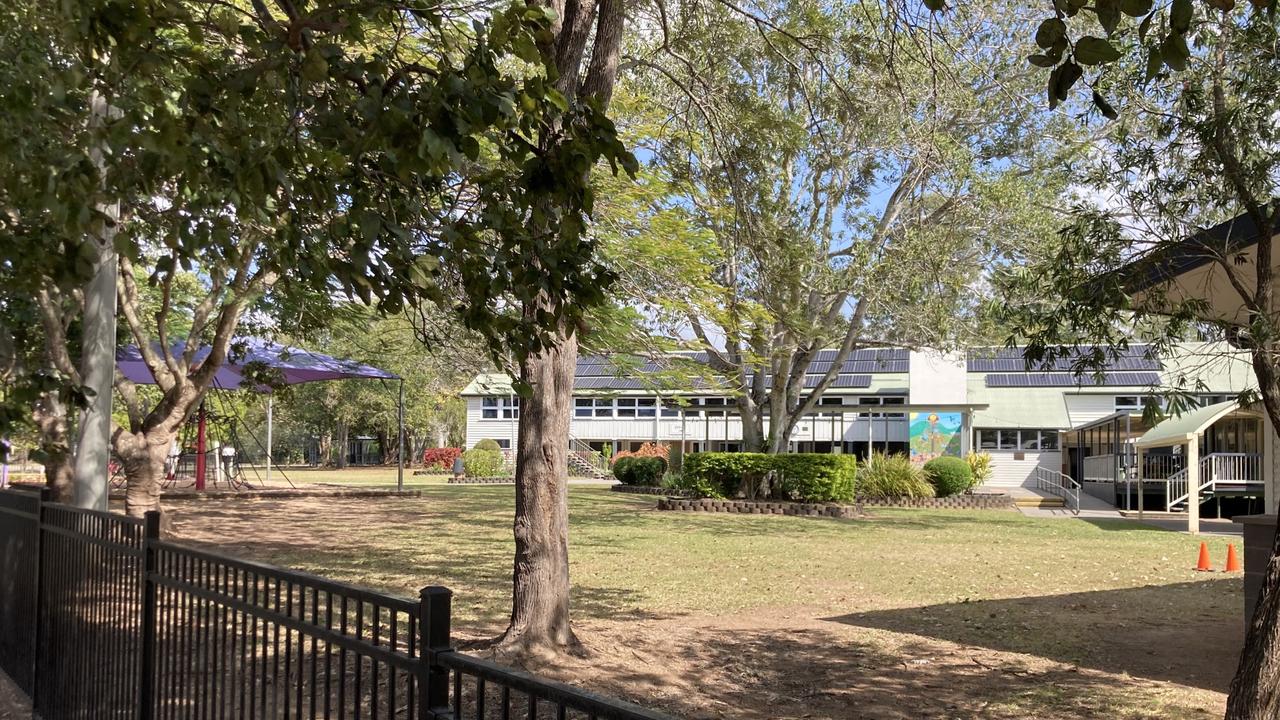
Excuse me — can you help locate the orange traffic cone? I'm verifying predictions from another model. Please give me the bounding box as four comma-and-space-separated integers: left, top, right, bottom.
1226, 543, 1242, 573
1195, 542, 1214, 572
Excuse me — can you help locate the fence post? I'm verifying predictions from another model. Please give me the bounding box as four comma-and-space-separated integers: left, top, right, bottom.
418, 586, 453, 719
29, 487, 49, 714
137, 511, 161, 720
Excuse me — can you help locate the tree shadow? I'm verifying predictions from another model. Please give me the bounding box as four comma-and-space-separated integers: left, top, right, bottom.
825, 578, 1242, 692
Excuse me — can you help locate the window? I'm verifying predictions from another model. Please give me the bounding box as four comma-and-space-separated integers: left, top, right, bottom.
856, 396, 906, 418
574, 398, 593, 418
593, 399, 614, 418
818, 396, 844, 417
702, 397, 727, 417
637, 398, 657, 418
491, 439, 510, 449
1116, 395, 1161, 412
660, 402, 680, 418
1200, 394, 1232, 406
975, 428, 1061, 451
481, 397, 518, 419
615, 398, 658, 418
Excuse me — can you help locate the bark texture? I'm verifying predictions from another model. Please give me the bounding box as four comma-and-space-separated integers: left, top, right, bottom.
33, 392, 73, 503
498, 324, 579, 652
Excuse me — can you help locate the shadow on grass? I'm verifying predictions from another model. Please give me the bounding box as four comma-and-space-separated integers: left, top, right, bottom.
824, 578, 1242, 693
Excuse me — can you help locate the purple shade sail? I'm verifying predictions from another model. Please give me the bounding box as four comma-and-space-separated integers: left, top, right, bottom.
116, 337, 399, 392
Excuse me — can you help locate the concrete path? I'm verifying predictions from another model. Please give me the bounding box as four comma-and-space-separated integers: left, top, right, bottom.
0, 670, 31, 720
998, 486, 1245, 535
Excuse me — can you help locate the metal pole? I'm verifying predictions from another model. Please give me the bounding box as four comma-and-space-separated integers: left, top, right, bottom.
398, 380, 405, 492
1137, 446, 1145, 521
194, 401, 207, 491
265, 396, 273, 485
1187, 436, 1200, 535
71, 90, 118, 513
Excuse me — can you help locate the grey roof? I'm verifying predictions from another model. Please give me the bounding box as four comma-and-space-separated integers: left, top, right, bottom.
571, 349, 905, 391
1122, 212, 1279, 293
984, 372, 1162, 388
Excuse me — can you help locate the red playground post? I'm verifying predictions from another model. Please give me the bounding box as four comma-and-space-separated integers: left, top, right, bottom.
194, 402, 207, 491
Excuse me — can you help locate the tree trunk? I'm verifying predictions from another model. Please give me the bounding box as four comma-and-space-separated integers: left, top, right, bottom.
1226, 346, 1280, 718
114, 429, 174, 518
33, 392, 73, 503
496, 323, 578, 655
335, 422, 349, 468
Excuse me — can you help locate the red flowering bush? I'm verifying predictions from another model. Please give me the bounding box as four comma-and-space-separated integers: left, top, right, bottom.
610, 442, 670, 466
422, 447, 463, 470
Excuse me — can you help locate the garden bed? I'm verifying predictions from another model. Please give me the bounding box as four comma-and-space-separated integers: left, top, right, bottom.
657, 492, 1015, 516
447, 476, 515, 485
610, 484, 695, 497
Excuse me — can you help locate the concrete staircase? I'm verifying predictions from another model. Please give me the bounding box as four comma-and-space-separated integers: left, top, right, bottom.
567, 447, 613, 480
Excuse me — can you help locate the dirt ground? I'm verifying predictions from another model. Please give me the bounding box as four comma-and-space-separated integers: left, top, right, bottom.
0, 670, 31, 720
168, 489, 1240, 719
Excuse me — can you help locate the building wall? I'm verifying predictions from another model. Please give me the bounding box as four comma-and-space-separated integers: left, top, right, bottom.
1064, 394, 1122, 428
983, 451, 1062, 488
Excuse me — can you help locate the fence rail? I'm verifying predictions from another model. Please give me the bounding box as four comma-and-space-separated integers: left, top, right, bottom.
0, 488, 670, 720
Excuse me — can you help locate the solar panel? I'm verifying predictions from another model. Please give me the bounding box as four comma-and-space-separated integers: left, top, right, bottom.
968, 346, 1160, 372
984, 371, 1161, 388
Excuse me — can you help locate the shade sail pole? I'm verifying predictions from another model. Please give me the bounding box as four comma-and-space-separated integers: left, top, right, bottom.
397, 380, 405, 492
265, 396, 273, 486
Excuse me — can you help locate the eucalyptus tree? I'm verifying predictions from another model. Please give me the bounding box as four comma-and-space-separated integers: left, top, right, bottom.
613, 0, 1080, 452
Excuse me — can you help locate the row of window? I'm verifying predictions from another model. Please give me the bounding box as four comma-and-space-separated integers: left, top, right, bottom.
480, 397, 520, 419
1115, 394, 1237, 412
486, 395, 911, 420
976, 428, 1060, 451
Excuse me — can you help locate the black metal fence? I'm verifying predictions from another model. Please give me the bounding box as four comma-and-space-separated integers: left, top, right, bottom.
0, 487, 671, 720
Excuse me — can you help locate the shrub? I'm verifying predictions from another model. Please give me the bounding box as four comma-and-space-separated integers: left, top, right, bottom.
857, 452, 934, 498
473, 438, 503, 452
923, 456, 973, 497
421, 447, 462, 470
614, 456, 668, 486
965, 451, 993, 486
772, 454, 856, 503
462, 448, 505, 477
683, 452, 773, 497
611, 442, 670, 466
627, 457, 667, 486
666, 470, 726, 499
612, 456, 636, 483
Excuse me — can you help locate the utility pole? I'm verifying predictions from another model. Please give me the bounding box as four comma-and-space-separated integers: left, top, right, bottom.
71, 89, 119, 512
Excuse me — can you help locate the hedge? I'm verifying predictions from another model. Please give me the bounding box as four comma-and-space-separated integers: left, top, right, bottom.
678, 452, 854, 503
923, 456, 973, 497
422, 447, 463, 470
473, 438, 503, 452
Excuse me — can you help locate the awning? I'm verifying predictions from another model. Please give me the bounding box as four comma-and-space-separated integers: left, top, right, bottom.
1135, 400, 1244, 448
117, 337, 398, 391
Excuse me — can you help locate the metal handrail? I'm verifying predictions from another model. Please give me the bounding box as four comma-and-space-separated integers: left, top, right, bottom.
568, 436, 610, 475
1032, 466, 1081, 515
1167, 453, 1264, 510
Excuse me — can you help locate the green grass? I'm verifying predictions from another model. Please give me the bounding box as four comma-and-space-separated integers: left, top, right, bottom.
171, 486, 1241, 719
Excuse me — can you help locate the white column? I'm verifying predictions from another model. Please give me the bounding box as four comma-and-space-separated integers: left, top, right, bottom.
1136, 446, 1145, 521
213, 441, 223, 485
1186, 437, 1200, 535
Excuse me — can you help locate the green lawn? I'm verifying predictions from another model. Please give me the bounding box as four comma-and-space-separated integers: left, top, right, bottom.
171, 485, 1241, 719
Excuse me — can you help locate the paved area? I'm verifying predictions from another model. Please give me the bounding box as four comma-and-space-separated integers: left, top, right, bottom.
999, 486, 1246, 536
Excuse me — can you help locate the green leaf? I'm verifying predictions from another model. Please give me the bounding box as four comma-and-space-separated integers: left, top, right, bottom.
1145, 45, 1164, 81
1092, 90, 1119, 119
1048, 60, 1083, 108
1170, 0, 1193, 33
1074, 36, 1123, 65
1138, 10, 1155, 41
1027, 54, 1058, 68
1161, 32, 1189, 70
922, 0, 947, 11
301, 47, 329, 84
1120, 0, 1153, 15
1035, 18, 1068, 49
1095, 0, 1121, 34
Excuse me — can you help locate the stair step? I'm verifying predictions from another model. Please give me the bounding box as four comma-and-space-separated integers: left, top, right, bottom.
1014, 497, 1065, 508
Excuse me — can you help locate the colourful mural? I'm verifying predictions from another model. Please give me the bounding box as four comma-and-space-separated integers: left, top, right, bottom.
909, 411, 962, 463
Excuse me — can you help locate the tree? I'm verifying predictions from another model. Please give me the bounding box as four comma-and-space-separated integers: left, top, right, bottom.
1, 0, 623, 516
612, 0, 1078, 452
992, 8, 1280, 717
